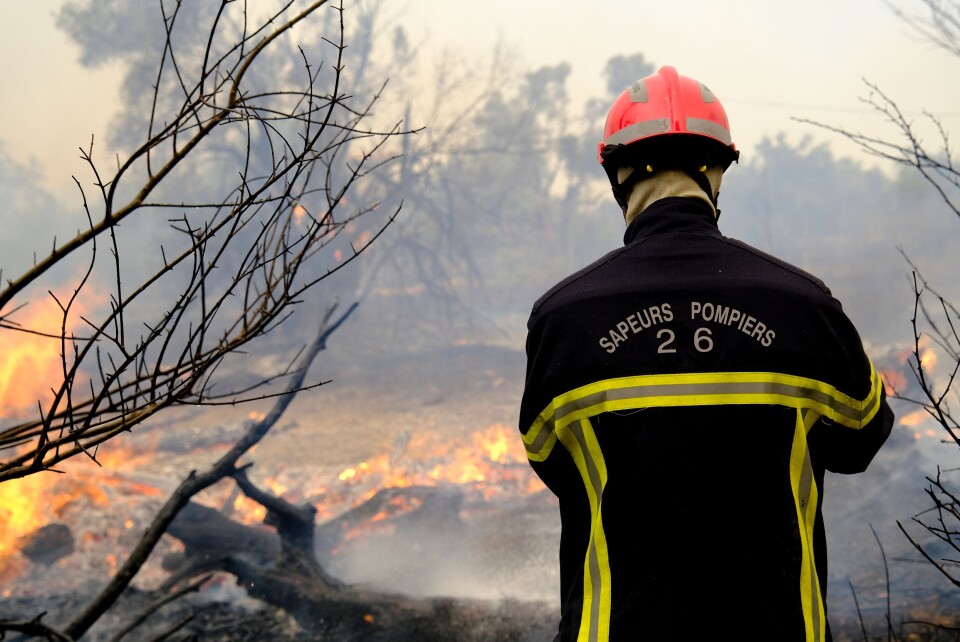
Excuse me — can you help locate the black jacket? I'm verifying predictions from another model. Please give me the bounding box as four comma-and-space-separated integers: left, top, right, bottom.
519, 197, 894, 642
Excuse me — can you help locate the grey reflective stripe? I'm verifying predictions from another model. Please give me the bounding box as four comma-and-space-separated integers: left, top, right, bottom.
570, 419, 603, 642
699, 82, 718, 104
525, 416, 554, 457
604, 119, 671, 146
686, 117, 732, 145
629, 80, 648, 103
554, 380, 863, 425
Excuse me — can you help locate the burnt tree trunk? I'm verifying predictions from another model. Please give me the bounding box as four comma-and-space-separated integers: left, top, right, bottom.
161, 480, 555, 640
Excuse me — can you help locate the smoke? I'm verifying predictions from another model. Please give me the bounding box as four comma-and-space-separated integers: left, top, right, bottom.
3, 0, 960, 632
319, 491, 560, 603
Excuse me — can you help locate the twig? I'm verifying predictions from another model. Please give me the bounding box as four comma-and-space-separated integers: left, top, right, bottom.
62, 302, 357, 641
106, 574, 212, 642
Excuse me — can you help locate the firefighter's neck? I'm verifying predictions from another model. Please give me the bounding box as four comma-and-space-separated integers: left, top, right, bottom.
621, 168, 722, 226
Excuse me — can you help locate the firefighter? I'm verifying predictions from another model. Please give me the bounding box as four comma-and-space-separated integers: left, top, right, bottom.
519, 66, 894, 641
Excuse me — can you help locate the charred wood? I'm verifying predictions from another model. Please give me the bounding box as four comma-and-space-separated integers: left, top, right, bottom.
315, 485, 465, 555
232, 468, 341, 588
18, 523, 74, 567
157, 480, 561, 639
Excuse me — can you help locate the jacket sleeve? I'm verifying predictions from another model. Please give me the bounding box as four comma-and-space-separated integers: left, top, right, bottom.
807, 299, 895, 474
810, 388, 894, 474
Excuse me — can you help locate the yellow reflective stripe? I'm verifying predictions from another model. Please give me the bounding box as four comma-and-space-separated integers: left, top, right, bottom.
524, 367, 883, 462
558, 418, 611, 642
792, 408, 826, 642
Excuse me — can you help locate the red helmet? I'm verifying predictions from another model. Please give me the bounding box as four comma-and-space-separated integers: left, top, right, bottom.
598, 66, 739, 213
598, 65, 739, 170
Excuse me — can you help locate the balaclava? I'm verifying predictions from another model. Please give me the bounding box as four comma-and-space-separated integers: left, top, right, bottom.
617, 165, 724, 226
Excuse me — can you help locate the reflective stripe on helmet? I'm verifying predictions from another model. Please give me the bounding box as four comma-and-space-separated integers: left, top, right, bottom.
686, 117, 732, 146
603, 117, 732, 148
602, 118, 671, 147
629, 80, 648, 103
698, 82, 718, 104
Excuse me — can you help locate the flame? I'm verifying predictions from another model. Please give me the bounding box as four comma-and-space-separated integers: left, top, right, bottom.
0, 473, 51, 560
355, 230, 372, 247
293, 203, 308, 225
880, 368, 906, 396
0, 440, 162, 583
918, 342, 937, 370
0, 297, 83, 419
877, 337, 940, 397
900, 408, 930, 428
0, 472, 111, 573
1, 421, 545, 587
265, 476, 287, 496
232, 494, 268, 525
324, 423, 544, 514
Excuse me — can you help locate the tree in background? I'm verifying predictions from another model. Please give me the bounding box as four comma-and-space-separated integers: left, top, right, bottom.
0, 0, 410, 480
800, 0, 960, 630
346, 50, 654, 349
0, 0, 422, 638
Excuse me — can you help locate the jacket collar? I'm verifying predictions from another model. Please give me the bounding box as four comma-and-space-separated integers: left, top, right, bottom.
623, 197, 721, 246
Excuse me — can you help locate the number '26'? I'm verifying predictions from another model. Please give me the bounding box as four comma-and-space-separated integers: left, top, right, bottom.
657, 327, 714, 354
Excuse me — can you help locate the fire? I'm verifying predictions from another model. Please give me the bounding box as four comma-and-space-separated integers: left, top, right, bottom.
0, 471, 111, 575
900, 408, 931, 428
476, 424, 511, 462
877, 336, 939, 398
0, 283, 106, 420
918, 342, 937, 370
1, 420, 546, 588
0, 440, 163, 585
1, 298, 77, 419
293, 203, 309, 225
326, 423, 544, 511
0, 473, 51, 560
265, 476, 288, 496
880, 368, 907, 397
232, 494, 267, 525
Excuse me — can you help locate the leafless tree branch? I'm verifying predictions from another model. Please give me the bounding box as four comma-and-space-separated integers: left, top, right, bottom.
0, 0, 415, 482
60, 301, 356, 641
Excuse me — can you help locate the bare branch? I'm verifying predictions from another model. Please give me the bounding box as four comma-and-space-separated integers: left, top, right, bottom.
0, 0, 415, 480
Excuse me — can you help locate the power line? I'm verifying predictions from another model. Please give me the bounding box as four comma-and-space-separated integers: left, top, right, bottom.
728, 98, 960, 118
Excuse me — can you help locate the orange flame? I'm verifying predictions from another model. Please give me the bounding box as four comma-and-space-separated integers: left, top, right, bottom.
880, 368, 906, 396
325, 423, 544, 513
231, 495, 267, 525
918, 342, 937, 371
293, 204, 308, 226
0, 280, 109, 421
0, 440, 162, 583
900, 408, 930, 428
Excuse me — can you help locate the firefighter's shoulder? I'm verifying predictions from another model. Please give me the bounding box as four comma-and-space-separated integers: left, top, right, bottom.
528, 244, 632, 321
720, 236, 832, 296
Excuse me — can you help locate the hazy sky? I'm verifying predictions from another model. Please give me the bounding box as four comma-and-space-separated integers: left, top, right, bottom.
1, 0, 959, 201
